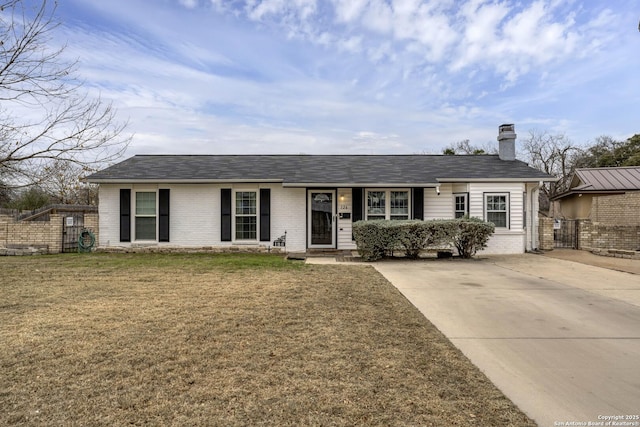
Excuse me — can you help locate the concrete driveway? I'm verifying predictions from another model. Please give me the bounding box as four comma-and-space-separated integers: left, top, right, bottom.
373, 254, 640, 427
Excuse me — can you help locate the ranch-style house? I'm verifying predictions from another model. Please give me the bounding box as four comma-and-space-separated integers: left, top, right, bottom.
86, 125, 554, 254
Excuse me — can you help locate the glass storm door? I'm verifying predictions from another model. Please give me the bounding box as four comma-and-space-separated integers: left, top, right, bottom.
309, 191, 335, 248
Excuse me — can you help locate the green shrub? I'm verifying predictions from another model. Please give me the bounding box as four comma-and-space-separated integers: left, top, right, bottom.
353, 218, 495, 261
394, 220, 456, 259
452, 217, 495, 258
351, 220, 396, 261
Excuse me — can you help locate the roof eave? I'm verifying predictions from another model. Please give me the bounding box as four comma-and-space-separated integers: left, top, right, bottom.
437, 177, 558, 183
84, 178, 285, 184
550, 189, 630, 201
282, 182, 440, 188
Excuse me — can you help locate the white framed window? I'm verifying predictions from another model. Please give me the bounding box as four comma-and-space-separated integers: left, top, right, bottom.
454, 193, 468, 218
366, 189, 410, 220
135, 191, 156, 240
235, 191, 257, 240
367, 190, 386, 220
485, 193, 509, 228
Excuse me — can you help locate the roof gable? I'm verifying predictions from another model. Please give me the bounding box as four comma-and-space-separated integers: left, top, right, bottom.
86, 154, 554, 184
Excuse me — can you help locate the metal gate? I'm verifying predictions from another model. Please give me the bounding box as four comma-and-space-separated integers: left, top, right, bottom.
62, 213, 85, 253
554, 219, 578, 249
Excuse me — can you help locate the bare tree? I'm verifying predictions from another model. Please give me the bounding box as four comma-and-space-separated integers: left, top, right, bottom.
0, 0, 130, 189
442, 139, 497, 155
40, 161, 97, 204
521, 129, 582, 211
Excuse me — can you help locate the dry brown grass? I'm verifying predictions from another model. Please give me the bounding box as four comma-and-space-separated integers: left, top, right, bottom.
0, 253, 535, 426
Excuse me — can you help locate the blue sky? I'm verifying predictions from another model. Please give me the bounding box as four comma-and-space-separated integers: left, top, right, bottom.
51, 0, 640, 155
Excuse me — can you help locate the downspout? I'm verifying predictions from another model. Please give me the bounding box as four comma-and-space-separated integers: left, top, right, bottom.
530, 181, 542, 251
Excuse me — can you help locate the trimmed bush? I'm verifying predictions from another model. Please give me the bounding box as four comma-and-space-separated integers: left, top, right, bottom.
452, 217, 495, 258
394, 220, 456, 259
353, 218, 495, 261
351, 220, 397, 261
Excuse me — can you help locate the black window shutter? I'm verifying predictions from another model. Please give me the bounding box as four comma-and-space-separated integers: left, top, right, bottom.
413, 188, 424, 220
221, 188, 232, 241
159, 189, 170, 242
259, 188, 270, 241
352, 188, 363, 222
120, 189, 131, 242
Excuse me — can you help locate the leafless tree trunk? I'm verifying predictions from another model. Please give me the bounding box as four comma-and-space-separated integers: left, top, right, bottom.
0, 0, 130, 191
521, 129, 582, 212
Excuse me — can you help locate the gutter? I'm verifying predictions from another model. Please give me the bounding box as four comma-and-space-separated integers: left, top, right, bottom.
83, 178, 285, 184
438, 177, 558, 183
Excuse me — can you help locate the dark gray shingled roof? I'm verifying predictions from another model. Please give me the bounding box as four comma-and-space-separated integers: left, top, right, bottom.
86, 154, 554, 184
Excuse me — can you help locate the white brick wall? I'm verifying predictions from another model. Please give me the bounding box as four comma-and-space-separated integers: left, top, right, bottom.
168, 184, 218, 246
97, 183, 307, 252
270, 186, 306, 252
98, 181, 536, 255
98, 184, 125, 247
479, 231, 526, 255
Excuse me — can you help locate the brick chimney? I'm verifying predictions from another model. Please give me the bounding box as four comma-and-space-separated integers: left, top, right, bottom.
497, 124, 516, 161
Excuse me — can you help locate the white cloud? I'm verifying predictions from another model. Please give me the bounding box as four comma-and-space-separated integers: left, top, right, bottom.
246, 0, 317, 21
178, 0, 199, 9
337, 35, 363, 53
55, 0, 640, 156
332, 0, 368, 23
360, 0, 393, 33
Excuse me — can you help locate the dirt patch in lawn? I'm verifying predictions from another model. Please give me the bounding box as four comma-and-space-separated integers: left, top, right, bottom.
0, 253, 535, 426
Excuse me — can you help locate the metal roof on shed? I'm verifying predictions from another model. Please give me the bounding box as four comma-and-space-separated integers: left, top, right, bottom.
571, 167, 640, 191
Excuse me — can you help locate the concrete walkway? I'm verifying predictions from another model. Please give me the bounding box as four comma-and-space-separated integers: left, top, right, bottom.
542, 248, 640, 275
372, 255, 640, 427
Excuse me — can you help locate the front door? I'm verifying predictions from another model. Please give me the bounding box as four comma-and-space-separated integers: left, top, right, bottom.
308, 190, 335, 248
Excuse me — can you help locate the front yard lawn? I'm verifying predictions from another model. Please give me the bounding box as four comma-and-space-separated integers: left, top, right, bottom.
0, 253, 535, 426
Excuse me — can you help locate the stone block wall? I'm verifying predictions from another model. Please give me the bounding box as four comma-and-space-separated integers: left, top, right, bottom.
84, 213, 99, 247
538, 217, 554, 250
0, 210, 98, 255
577, 220, 592, 249
591, 192, 640, 226
589, 224, 640, 251
0, 214, 63, 254
577, 219, 640, 251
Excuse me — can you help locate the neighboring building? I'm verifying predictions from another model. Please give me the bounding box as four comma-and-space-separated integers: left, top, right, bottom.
551, 166, 640, 219
86, 125, 554, 254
